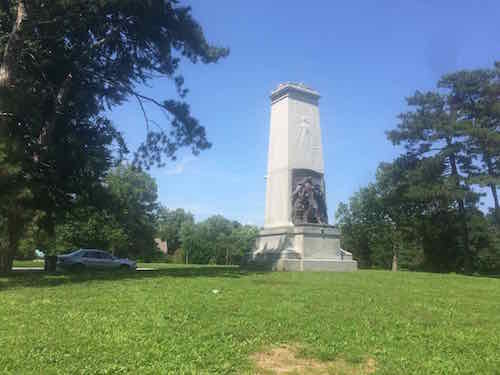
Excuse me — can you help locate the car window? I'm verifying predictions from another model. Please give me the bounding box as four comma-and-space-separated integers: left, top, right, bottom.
82, 251, 98, 258
98, 252, 113, 259
67, 249, 83, 256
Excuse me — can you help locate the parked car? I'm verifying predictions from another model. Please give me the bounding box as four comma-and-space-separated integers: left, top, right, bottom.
57, 249, 136, 271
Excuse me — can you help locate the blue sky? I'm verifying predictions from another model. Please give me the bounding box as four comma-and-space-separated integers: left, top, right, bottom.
109, 1, 500, 226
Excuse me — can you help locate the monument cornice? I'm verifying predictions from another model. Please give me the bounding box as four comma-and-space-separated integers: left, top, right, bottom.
270, 82, 320, 105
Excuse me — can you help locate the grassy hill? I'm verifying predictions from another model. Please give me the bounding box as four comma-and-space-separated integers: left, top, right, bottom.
1, 266, 499, 374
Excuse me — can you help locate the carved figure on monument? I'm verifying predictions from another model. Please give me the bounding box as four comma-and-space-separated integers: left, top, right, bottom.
291, 182, 306, 224
296, 116, 312, 151
291, 175, 328, 225
313, 183, 328, 224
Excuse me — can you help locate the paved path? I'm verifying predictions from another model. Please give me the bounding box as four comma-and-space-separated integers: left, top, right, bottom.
12, 267, 44, 271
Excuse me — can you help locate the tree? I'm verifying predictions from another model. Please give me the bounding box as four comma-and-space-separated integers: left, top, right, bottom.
54, 206, 128, 255
376, 156, 463, 272
336, 184, 387, 268
157, 207, 194, 255
337, 156, 466, 272
0, 1, 228, 272
105, 165, 159, 259
438, 64, 500, 225
177, 215, 258, 265
375, 158, 416, 272
227, 225, 259, 265
179, 220, 197, 264
387, 90, 478, 273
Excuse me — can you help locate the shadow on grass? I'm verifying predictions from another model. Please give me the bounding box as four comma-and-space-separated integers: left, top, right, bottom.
0, 266, 268, 291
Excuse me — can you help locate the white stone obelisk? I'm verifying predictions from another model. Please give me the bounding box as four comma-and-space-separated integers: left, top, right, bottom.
265, 83, 323, 228
247, 83, 357, 272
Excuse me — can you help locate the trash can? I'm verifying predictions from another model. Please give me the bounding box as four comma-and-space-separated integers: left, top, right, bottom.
44, 255, 58, 273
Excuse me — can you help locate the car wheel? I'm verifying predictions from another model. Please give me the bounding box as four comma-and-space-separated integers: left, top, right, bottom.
119, 264, 130, 271
72, 263, 85, 273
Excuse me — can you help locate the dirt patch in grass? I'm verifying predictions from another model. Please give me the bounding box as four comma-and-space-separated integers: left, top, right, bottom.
251, 344, 376, 374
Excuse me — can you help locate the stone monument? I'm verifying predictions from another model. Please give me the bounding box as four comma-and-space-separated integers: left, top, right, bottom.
247, 83, 357, 271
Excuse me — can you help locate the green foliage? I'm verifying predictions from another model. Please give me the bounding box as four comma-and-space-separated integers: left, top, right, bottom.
336, 163, 424, 271
157, 207, 194, 254
54, 206, 128, 255
1, 269, 500, 373
338, 157, 500, 273
15, 165, 161, 260
438, 66, 500, 224
179, 215, 258, 265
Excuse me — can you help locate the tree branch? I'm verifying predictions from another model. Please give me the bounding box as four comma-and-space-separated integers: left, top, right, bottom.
134, 93, 150, 133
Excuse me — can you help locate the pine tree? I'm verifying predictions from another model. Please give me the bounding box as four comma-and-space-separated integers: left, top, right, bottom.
388, 90, 477, 273
438, 63, 500, 226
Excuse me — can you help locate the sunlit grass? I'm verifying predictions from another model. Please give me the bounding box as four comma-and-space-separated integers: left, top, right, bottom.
12, 259, 44, 268
1, 266, 499, 374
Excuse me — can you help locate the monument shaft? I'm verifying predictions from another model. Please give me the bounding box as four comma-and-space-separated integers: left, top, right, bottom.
265, 84, 324, 228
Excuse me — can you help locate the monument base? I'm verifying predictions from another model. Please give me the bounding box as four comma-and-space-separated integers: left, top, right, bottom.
244, 224, 358, 271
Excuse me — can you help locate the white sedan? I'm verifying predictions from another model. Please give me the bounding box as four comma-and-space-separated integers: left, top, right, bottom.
57, 249, 136, 271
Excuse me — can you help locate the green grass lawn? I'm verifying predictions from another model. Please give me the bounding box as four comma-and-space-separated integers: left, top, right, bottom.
1, 266, 499, 374
12, 259, 45, 268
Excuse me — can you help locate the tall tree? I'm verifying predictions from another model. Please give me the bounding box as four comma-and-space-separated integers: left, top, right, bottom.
0, 1, 228, 272
438, 63, 500, 225
375, 158, 416, 271
387, 91, 478, 273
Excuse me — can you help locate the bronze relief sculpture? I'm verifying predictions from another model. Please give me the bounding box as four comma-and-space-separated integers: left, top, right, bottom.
291, 171, 328, 225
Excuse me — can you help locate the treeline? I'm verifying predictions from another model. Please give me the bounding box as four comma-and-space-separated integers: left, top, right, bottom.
15, 165, 258, 265
337, 62, 500, 274
157, 209, 258, 265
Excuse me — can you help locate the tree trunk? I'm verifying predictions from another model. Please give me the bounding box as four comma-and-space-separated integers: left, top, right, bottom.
490, 184, 500, 226
392, 253, 398, 272
40, 73, 72, 149
0, 252, 14, 274
485, 157, 500, 226
0, 0, 27, 88
0, 2, 27, 273
391, 230, 399, 272
0, 208, 24, 273
448, 151, 472, 274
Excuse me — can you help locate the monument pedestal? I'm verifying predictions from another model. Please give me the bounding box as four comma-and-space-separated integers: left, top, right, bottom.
247, 225, 357, 271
